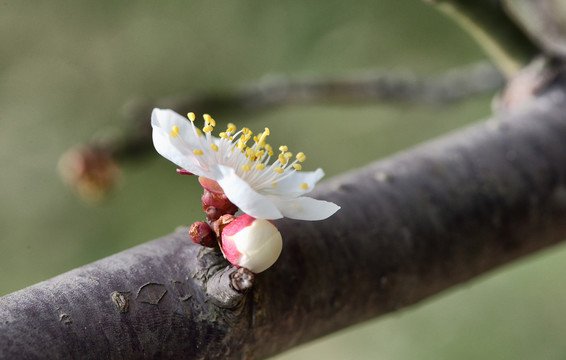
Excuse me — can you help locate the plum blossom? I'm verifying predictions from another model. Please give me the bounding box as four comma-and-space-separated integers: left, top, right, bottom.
151, 108, 340, 220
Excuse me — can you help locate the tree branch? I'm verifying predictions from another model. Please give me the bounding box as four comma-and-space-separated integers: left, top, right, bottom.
4, 73, 566, 359
58, 63, 503, 202
120, 62, 502, 158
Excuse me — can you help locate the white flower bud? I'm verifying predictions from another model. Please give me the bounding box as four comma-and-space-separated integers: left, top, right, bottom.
220, 214, 282, 273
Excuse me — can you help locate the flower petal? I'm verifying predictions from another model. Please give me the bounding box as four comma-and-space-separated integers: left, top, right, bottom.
261, 168, 325, 197
212, 164, 284, 220
269, 196, 340, 220
151, 108, 202, 148
151, 109, 210, 177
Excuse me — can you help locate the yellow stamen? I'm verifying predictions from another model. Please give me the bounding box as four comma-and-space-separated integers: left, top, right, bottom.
219, 132, 228, 139
170, 125, 180, 138
272, 183, 278, 187
227, 123, 236, 133
210, 144, 219, 152
278, 154, 287, 165
296, 152, 306, 162
242, 165, 251, 171
203, 125, 213, 133
246, 148, 256, 158
193, 149, 203, 156
203, 114, 215, 126
257, 128, 270, 146
256, 163, 265, 170
187, 112, 196, 121
279, 145, 288, 152
301, 182, 308, 190
196, 128, 203, 137
284, 152, 293, 159
293, 164, 302, 171
274, 167, 284, 174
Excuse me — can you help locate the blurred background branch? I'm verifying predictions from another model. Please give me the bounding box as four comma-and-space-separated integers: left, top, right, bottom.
59, 62, 503, 202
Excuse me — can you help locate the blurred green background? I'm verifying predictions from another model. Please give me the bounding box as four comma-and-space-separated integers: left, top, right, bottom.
2, 1, 566, 359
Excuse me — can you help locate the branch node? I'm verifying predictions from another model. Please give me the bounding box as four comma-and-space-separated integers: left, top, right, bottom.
206, 266, 252, 309
230, 267, 254, 292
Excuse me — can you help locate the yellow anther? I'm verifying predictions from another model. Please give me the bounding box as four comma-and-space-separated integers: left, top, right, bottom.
210, 144, 219, 152
227, 123, 236, 133
284, 152, 293, 159
256, 163, 266, 170
274, 167, 284, 174
242, 165, 251, 171
272, 183, 278, 187
301, 182, 308, 190
279, 145, 288, 152
253, 136, 259, 143
246, 148, 256, 158
187, 112, 196, 121
256, 150, 265, 158
265, 144, 273, 152
170, 125, 180, 138
242, 127, 252, 136
203, 114, 215, 126
257, 128, 270, 146
293, 164, 302, 171
278, 154, 287, 165
196, 128, 203, 137
237, 140, 246, 149
203, 125, 213, 133
296, 152, 306, 162
193, 149, 203, 156
268, 151, 274, 156
219, 132, 228, 139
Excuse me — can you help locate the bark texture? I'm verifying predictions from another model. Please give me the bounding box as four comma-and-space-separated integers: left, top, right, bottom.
2, 78, 566, 359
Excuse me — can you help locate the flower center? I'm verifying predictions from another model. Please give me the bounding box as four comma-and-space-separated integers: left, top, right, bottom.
170, 112, 309, 191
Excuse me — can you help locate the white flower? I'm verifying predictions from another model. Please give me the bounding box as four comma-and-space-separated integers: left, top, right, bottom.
151, 108, 340, 220
220, 214, 282, 273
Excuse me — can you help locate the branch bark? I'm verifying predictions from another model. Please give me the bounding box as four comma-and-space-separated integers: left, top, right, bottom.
3, 73, 566, 359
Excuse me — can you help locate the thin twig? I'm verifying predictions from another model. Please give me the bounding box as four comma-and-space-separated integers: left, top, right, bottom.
424, 0, 539, 77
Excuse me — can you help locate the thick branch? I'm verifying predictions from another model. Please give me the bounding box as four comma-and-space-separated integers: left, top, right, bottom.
4, 77, 566, 359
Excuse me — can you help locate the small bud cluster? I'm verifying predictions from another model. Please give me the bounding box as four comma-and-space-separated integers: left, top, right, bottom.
188, 175, 282, 273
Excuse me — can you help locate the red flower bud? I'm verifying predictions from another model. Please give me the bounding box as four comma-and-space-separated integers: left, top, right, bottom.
189, 221, 217, 248
220, 214, 282, 273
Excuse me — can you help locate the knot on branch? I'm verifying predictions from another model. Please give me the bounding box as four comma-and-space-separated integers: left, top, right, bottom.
192, 247, 255, 309
206, 266, 254, 309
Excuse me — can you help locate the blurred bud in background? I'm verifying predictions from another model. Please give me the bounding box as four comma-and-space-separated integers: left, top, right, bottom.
58, 145, 121, 204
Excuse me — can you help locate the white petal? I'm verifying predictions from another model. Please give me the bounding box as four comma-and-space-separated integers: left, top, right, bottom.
151, 109, 202, 148
151, 109, 210, 177
270, 196, 340, 221
262, 168, 325, 196
212, 164, 284, 220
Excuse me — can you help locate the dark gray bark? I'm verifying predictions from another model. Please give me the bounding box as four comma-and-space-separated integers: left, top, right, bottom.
3, 76, 566, 359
